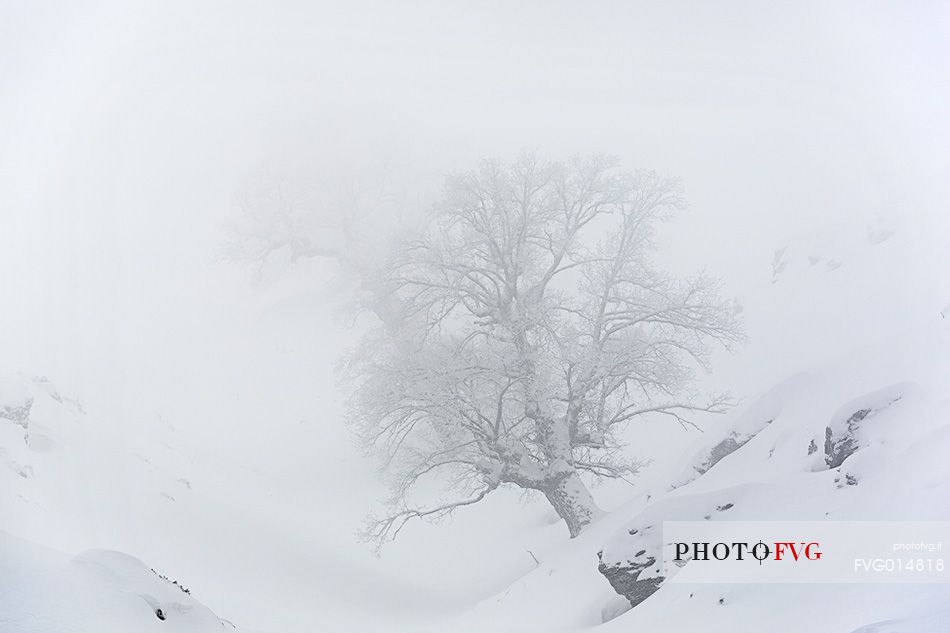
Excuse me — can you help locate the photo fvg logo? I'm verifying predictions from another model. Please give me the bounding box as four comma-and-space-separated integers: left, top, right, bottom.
662, 521, 949, 584
673, 540, 823, 564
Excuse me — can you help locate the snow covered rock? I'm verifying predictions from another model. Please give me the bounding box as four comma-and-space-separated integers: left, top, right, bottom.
597, 486, 748, 607
596, 528, 662, 609
669, 375, 803, 489
0, 377, 33, 427
820, 384, 904, 470
0, 531, 248, 633
767, 218, 898, 285
0, 374, 85, 485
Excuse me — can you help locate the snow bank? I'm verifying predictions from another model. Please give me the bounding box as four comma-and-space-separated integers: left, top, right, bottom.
0, 531, 248, 633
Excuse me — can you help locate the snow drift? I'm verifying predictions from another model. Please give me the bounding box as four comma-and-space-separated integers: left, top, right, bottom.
0, 530, 248, 633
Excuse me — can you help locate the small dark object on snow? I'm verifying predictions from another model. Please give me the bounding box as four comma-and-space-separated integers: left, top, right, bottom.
155, 608, 166, 621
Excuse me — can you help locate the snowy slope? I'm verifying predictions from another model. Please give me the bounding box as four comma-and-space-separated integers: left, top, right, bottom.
0, 373, 256, 631
0, 367, 452, 633
0, 530, 251, 633
430, 216, 950, 633
437, 320, 950, 633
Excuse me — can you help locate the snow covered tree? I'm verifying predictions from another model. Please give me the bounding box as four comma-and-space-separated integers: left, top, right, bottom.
221, 160, 417, 281
346, 153, 742, 544
221, 173, 346, 278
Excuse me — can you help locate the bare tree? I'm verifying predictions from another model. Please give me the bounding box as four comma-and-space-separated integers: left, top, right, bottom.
345, 153, 742, 545
221, 160, 414, 281
222, 174, 345, 279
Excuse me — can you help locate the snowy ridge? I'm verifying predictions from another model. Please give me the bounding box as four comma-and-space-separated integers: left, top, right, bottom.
0, 531, 251, 633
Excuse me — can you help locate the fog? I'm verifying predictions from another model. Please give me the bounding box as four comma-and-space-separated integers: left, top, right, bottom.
2, 2, 949, 631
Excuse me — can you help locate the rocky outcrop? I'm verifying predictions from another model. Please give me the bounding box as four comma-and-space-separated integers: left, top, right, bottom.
824, 407, 871, 468
0, 390, 32, 428
597, 556, 663, 608
598, 562, 663, 606
817, 385, 904, 470
696, 430, 760, 475
596, 525, 664, 608
668, 378, 798, 489
670, 418, 774, 489
597, 489, 745, 607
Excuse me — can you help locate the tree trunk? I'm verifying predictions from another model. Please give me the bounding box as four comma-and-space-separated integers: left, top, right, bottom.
542, 470, 603, 538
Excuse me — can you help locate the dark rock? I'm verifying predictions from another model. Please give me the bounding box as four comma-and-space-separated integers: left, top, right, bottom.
597, 550, 664, 608
695, 419, 773, 475
599, 492, 745, 609
824, 408, 871, 468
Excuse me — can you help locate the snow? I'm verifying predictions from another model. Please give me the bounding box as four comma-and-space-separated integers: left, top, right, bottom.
1, 5, 949, 628
3, 213, 950, 632
435, 322, 950, 632
0, 531, 250, 633
2, 203, 949, 633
